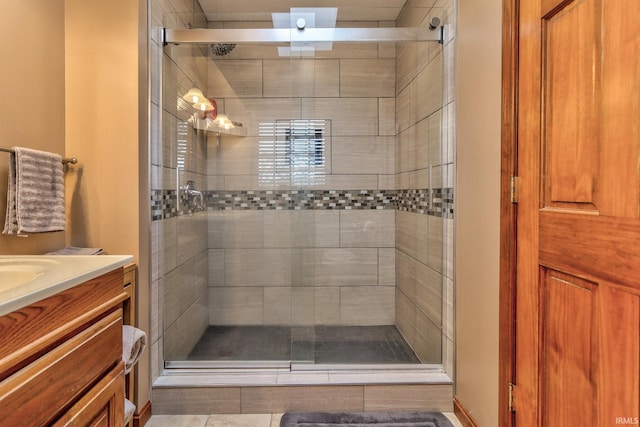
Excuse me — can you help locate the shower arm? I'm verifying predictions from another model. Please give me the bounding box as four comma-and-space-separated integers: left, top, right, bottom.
163, 26, 444, 45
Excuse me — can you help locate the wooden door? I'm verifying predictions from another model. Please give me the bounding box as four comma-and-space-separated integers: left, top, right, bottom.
514, 0, 640, 425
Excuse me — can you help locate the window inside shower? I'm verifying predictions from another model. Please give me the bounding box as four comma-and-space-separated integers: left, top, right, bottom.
153, 3, 455, 372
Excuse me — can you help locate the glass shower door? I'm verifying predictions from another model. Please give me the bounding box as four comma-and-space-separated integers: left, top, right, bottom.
159, 5, 451, 369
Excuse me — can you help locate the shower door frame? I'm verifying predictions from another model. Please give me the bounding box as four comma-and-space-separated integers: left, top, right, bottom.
158, 23, 453, 376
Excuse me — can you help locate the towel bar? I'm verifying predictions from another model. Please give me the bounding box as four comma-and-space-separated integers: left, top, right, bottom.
0, 147, 78, 164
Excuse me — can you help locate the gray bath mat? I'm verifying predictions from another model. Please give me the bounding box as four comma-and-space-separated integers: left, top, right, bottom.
279, 411, 454, 427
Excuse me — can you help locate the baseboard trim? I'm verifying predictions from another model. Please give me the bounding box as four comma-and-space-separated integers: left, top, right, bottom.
454, 396, 479, 427
133, 400, 152, 427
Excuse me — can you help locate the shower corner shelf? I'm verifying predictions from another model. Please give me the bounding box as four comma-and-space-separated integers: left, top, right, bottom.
193, 118, 247, 137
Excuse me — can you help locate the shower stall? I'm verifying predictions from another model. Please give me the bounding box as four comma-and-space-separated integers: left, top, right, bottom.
150, 0, 455, 383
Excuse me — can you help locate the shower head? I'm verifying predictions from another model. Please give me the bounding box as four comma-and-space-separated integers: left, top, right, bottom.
210, 43, 236, 56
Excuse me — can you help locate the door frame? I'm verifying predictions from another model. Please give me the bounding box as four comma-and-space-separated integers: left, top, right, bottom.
499, 0, 518, 426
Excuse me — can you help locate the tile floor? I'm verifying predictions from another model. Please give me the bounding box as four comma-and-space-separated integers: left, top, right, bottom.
146, 412, 464, 427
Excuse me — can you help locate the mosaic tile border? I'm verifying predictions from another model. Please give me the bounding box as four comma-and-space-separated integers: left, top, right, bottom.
151, 188, 454, 220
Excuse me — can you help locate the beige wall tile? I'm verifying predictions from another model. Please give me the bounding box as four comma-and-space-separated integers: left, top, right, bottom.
414, 116, 430, 170
177, 213, 208, 266
378, 248, 396, 286
332, 136, 395, 175
428, 109, 443, 166
314, 60, 340, 97
340, 59, 395, 97
223, 175, 262, 191
397, 125, 417, 174
292, 288, 315, 326
395, 250, 416, 303
262, 59, 340, 98
301, 98, 378, 136
152, 387, 241, 414
415, 213, 430, 266
396, 43, 417, 94
424, 166, 440, 190
427, 215, 443, 272
241, 386, 364, 413
263, 59, 314, 98
157, 217, 177, 276
208, 211, 263, 249
316, 42, 379, 59
339, 210, 395, 248
314, 211, 340, 247
264, 211, 315, 248
378, 98, 396, 136
363, 384, 453, 412
378, 174, 396, 190
396, 210, 417, 257
413, 52, 444, 123
396, 86, 411, 133
397, 2, 433, 26
301, 249, 316, 287
163, 255, 206, 329
378, 42, 397, 59
207, 60, 262, 98
395, 289, 416, 345
314, 248, 378, 287
225, 249, 301, 287
264, 287, 292, 325
414, 312, 443, 364
315, 287, 341, 325
225, 98, 302, 137
206, 174, 226, 191
207, 136, 259, 176
310, 175, 380, 191
340, 286, 395, 325
415, 260, 443, 325
209, 287, 263, 325
208, 249, 225, 286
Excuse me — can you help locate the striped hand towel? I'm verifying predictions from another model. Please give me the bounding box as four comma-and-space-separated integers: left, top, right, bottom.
3, 147, 66, 236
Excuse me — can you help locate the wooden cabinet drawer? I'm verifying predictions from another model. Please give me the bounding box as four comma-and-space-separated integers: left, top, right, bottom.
0, 310, 123, 427
54, 362, 125, 427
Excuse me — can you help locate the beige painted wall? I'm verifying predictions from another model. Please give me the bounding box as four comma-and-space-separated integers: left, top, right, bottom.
65, 0, 140, 257
1, 0, 150, 412
0, 0, 67, 254
455, 0, 502, 426
65, 0, 150, 410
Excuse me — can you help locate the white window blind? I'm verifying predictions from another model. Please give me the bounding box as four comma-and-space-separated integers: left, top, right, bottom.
259, 119, 330, 187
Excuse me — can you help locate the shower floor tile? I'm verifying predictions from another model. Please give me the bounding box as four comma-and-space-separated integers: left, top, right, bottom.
187, 325, 420, 364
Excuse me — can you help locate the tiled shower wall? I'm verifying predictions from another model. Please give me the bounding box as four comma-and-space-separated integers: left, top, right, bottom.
394, 1, 456, 365
149, 0, 210, 369
204, 20, 400, 327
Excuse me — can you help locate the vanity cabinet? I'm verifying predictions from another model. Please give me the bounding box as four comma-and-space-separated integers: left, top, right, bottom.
0, 267, 128, 427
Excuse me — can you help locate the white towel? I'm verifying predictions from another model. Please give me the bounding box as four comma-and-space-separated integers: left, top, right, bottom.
122, 325, 147, 375
3, 147, 65, 236
124, 398, 136, 424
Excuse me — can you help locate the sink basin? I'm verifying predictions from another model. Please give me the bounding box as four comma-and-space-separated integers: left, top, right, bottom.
0, 255, 133, 317
0, 258, 60, 292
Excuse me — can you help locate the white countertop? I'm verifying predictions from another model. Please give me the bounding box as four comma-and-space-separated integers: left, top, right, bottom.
0, 255, 133, 317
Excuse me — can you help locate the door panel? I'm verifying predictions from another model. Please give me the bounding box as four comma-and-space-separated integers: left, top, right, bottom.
515, 0, 640, 425
597, 285, 640, 426
543, 0, 600, 210
541, 270, 595, 427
